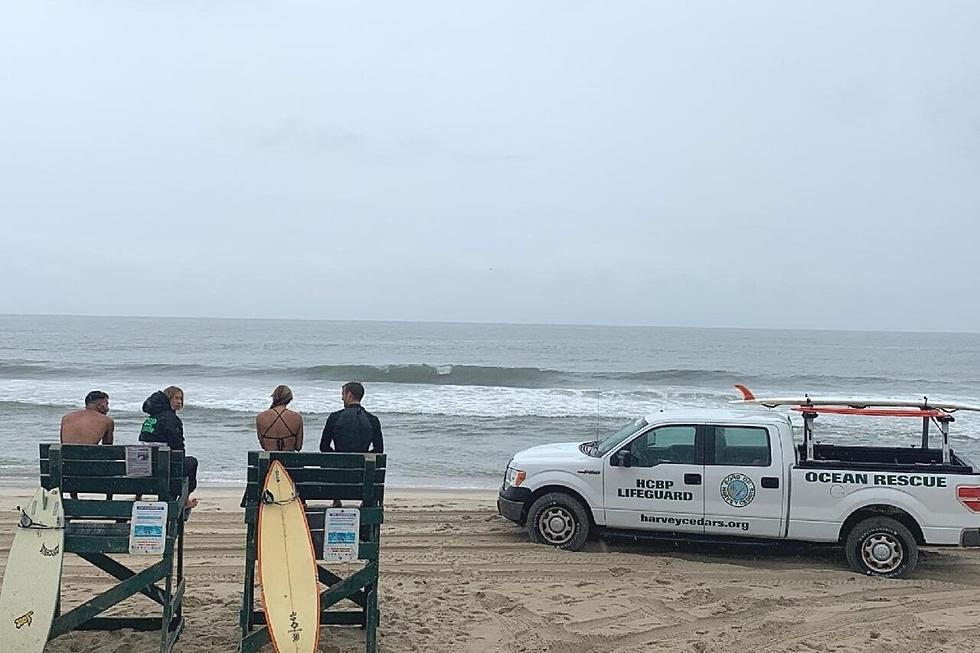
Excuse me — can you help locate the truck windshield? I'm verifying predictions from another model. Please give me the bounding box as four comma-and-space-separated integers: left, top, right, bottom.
585, 418, 649, 457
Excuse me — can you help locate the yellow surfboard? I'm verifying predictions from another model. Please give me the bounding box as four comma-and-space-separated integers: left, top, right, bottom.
258, 461, 320, 653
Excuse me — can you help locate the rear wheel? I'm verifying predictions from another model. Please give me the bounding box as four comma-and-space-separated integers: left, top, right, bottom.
844, 517, 918, 578
526, 492, 590, 551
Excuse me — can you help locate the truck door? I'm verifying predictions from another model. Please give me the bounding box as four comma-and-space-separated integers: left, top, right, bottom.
603, 424, 705, 533
702, 424, 784, 537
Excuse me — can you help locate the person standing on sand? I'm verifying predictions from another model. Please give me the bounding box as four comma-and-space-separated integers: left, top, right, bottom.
319, 381, 384, 454
256, 385, 304, 451
60, 390, 115, 444
139, 386, 199, 508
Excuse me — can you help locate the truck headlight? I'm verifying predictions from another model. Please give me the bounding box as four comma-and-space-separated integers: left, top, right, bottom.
504, 467, 526, 488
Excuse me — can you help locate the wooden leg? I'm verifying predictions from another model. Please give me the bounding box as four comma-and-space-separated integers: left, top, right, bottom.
240, 510, 258, 640
365, 583, 378, 653
160, 553, 174, 653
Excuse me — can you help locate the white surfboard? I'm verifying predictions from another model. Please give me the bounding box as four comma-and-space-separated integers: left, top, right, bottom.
0, 488, 65, 653
733, 396, 980, 412
258, 461, 320, 653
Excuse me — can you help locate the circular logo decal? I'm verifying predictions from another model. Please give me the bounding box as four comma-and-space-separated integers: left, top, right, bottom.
720, 473, 756, 508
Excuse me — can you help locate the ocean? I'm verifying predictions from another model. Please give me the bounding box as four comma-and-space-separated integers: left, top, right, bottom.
2, 315, 980, 488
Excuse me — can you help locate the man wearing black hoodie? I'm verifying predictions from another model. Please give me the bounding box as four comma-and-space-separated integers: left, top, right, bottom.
140, 386, 199, 508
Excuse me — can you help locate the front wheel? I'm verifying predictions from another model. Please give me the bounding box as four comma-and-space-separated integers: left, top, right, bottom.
526, 492, 591, 551
844, 517, 918, 578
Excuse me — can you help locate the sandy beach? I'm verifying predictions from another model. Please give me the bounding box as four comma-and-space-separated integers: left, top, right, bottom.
3, 486, 980, 652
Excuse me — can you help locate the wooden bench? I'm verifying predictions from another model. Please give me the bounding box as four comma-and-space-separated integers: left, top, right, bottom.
39, 443, 188, 653
239, 451, 386, 653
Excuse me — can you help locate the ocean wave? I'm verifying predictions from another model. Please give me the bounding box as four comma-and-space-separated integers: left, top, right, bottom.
288, 364, 565, 386
0, 380, 733, 419
0, 360, 955, 390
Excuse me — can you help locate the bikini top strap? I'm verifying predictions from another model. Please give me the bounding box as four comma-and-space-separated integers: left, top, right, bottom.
261, 408, 299, 441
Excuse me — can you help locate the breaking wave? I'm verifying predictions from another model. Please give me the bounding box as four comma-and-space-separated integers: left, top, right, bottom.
0, 361, 951, 390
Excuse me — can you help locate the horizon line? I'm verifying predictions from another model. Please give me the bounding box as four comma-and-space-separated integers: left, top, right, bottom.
1, 311, 977, 337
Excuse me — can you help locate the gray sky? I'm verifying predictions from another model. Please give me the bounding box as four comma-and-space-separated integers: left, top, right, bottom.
1, 1, 978, 331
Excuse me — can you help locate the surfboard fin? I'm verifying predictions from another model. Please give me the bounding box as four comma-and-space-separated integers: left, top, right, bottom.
734, 384, 755, 401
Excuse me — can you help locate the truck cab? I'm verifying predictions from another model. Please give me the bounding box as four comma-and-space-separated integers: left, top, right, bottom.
498, 409, 791, 543
498, 406, 980, 577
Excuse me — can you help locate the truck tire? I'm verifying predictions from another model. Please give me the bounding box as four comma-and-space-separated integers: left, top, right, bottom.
526, 492, 590, 551
844, 517, 918, 578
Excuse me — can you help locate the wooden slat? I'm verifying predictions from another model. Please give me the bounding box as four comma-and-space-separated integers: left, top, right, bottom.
318, 566, 366, 608
249, 611, 369, 627
74, 617, 167, 632
362, 458, 376, 506
242, 482, 385, 504
64, 499, 184, 520
240, 624, 271, 653
318, 565, 377, 611
356, 542, 379, 561
65, 534, 173, 554
158, 448, 171, 502
50, 445, 64, 493
77, 553, 167, 606
247, 451, 386, 469
49, 560, 168, 638
62, 477, 177, 495
245, 467, 385, 484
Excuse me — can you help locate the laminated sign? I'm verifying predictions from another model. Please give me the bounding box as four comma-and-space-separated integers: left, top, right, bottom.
129, 501, 168, 554
323, 508, 359, 562
125, 445, 152, 477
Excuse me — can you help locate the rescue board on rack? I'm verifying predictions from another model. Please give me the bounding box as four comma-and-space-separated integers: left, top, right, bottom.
257, 460, 320, 653
731, 386, 980, 412
0, 488, 65, 653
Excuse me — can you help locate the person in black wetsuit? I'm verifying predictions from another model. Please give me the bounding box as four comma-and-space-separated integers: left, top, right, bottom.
139, 386, 199, 508
319, 381, 383, 454
255, 385, 304, 451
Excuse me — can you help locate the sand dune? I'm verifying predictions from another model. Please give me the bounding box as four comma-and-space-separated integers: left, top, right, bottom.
3, 487, 980, 652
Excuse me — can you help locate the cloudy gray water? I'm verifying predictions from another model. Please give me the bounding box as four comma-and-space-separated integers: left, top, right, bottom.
2, 315, 979, 488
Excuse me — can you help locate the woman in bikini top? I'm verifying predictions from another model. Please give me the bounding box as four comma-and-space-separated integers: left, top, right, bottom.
255, 385, 304, 452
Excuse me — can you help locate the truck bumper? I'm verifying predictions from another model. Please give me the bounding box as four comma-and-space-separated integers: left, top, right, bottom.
497, 486, 532, 524
961, 529, 980, 547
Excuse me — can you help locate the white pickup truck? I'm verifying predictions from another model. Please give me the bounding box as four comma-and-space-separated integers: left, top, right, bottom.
497, 404, 980, 577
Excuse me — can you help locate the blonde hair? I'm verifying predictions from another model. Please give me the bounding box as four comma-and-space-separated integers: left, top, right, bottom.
163, 386, 184, 401
271, 385, 293, 408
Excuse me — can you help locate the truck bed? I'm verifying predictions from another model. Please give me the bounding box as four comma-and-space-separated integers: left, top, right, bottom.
796, 443, 976, 474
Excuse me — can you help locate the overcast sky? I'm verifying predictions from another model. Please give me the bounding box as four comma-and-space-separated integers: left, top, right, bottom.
1, 2, 978, 331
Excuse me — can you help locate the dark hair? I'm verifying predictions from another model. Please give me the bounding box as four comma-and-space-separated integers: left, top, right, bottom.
85, 390, 108, 405
343, 381, 365, 401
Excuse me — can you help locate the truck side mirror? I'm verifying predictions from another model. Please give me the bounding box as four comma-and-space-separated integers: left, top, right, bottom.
613, 449, 632, 468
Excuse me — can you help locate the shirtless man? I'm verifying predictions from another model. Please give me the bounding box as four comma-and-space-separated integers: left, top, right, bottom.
255, 385, 304, 451
60, 390, 114, 444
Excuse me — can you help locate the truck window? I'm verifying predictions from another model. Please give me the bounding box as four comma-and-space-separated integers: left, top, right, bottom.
711, 426, 771, 466
626, 425, 697, 467
594, 418, 648, 457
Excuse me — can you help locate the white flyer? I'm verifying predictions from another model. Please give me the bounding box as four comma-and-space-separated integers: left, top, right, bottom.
323, 508, 360, 562
129, 501, 168, 554
125, 445, 152, 477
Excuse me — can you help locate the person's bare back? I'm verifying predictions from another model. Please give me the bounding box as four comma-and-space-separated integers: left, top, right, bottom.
61, 391, 114, 445
61, 390, 116, 444
256, 407, 304, 451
